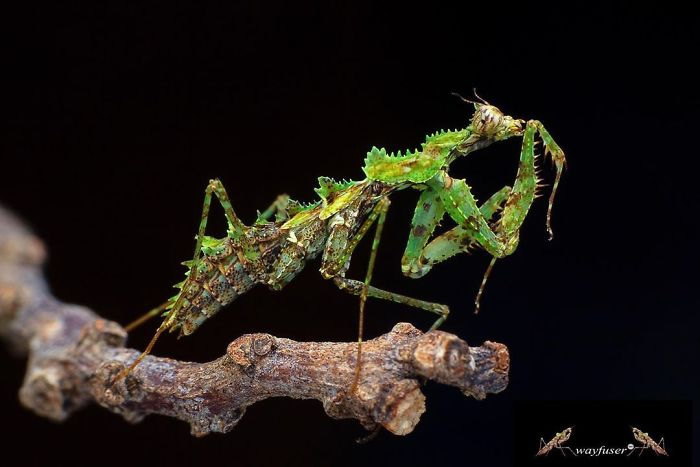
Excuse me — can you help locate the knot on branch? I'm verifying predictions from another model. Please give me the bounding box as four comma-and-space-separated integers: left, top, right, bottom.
77, 319, 128, 350
18, 319, 129, 422
92, 361, 148, 424
370, 379, 425, 435
411, 330, 473, 383
461, 341, 509, 400
19, 364, 73, 421
226, 333, 277, 373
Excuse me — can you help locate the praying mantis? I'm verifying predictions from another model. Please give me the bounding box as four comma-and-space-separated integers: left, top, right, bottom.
536, 427, 576, 456
116, 92, 566, 389
628, 427, 668, 456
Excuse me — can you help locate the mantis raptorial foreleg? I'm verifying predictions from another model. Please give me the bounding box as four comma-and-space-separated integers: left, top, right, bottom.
434, 119, 565, 250
533, 120, 567, 240
401, 186, 511, 278
427, 122, 539, 258
399, 121, 540, 311
493, 119, 565, 239
410, 123, 540, 308
422, 186, 511, 263
399, 119, 565, 313
401, 186, 511, 313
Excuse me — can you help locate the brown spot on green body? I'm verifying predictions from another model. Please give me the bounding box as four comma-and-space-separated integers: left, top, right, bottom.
412, 225, 427, 237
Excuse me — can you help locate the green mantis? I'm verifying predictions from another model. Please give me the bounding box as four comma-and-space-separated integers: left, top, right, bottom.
116, 92, 566, 386
368, 92, 566, 313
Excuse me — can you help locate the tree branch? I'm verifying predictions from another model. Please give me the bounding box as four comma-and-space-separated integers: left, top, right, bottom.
0, 205, 509, 436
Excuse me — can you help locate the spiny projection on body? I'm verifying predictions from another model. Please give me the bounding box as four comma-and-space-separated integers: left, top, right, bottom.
115, 92, 566, 386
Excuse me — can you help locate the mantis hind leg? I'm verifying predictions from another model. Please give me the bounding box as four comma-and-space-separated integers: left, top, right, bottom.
123, 300, 171, 332
116, 178, 248, 382
176, 178, 248, 313
171, 178, 250, 328
113, 322, 168, 383
557, 446, 577, 457
192, 178, 247, 263
658, 437, 667, 454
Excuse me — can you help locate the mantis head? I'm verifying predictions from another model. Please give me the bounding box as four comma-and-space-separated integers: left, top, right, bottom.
632, 427, 645, 442
559, 427, 573, 442
452, 91, 525, 139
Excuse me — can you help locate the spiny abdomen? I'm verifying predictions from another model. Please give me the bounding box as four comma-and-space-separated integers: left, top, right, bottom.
166, 238, 257, 336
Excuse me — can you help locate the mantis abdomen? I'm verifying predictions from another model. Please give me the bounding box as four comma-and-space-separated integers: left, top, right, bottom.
169, 239, 258, 336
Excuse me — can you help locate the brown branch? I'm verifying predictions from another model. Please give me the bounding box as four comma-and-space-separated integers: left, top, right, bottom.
0, 205, 509, 437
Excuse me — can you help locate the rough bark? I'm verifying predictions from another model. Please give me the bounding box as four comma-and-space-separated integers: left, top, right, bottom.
0, 205, 509, 436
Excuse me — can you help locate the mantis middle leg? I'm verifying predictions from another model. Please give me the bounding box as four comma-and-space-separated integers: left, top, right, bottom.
320, 197, 448, 394
320, 198, 451, 331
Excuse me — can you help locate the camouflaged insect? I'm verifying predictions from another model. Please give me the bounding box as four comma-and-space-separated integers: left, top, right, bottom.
117, 92, 566, 381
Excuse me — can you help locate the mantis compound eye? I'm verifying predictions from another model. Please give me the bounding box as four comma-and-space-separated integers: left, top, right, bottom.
472, 105, 504, 136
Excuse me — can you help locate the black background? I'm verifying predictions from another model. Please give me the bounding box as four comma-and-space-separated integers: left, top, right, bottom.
1, 3, 697, 466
